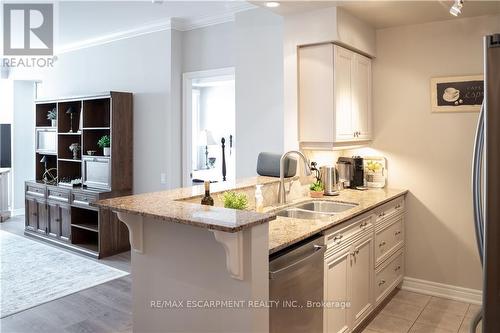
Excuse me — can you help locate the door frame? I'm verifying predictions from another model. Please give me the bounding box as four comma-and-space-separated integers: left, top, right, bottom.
181, 67, 235, 186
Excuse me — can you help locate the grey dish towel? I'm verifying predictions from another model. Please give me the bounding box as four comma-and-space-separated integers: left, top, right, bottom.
256, 152, 297, 178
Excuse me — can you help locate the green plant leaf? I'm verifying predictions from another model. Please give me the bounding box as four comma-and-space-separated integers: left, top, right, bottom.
221, 191, 248, 210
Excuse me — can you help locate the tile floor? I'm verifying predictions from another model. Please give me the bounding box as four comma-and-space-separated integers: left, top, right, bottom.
363, 290, 481, 333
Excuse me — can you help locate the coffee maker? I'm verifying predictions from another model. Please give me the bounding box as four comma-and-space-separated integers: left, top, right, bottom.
337, 156, 364, 189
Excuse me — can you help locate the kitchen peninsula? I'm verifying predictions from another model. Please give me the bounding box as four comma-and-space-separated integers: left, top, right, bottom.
95, 176, 407, 333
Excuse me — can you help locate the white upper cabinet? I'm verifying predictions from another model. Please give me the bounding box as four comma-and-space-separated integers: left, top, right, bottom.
298, 43, 372, 147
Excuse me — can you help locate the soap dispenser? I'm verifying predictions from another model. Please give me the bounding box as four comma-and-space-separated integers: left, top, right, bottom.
255, 185, 264, 213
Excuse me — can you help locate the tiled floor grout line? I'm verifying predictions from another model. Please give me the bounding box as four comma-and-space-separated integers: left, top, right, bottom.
457, 304, 472, 333
405, 295, 433, 333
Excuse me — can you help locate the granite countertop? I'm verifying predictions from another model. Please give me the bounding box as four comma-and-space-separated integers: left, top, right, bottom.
93, 176, 282, 232
267, 188, 408, 254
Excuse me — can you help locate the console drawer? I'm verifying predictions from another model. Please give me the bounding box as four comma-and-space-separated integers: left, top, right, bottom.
26, 183, 46, 198
47, 187, 70, 203
71, 192, 98, 208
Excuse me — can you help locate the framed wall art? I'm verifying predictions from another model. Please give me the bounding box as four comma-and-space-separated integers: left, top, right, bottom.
430, 75, 484, 113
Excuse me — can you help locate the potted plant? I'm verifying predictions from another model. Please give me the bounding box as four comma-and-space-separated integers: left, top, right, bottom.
97, 135, 111, 156
309, 180, 324, 198
221, 191, 248, 210
47, 108, 57, 127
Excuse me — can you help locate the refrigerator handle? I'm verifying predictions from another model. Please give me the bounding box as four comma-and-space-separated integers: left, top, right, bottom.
472, 103, 485, 265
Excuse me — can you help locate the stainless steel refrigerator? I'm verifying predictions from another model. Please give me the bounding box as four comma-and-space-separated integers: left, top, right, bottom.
472, 33, 500, 333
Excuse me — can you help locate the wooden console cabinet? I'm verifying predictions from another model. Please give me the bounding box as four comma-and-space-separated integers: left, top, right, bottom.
24, 92, 132, 258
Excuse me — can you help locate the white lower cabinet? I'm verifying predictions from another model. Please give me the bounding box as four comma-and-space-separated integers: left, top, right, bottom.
323, 196, 405, 333
350, 235, 374, 329
325, 247, 351, 333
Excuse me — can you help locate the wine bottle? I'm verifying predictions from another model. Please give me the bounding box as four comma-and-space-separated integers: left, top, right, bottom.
201, 181, 214, 206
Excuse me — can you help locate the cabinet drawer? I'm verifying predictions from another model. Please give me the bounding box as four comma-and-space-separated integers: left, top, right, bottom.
71, 192, 98, 207
375, 249, 404, 304
375, 215, 404, 265
325, 215, 373, 250
47, 187, 70, 203
375, 197, 405, 224
26, 183, 46, 198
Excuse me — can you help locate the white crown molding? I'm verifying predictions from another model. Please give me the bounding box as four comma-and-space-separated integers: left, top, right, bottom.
56, 2, 256, 54
401, 276, 483, 305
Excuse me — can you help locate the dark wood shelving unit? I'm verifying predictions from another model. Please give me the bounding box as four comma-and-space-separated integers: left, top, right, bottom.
25, 92, 133, 258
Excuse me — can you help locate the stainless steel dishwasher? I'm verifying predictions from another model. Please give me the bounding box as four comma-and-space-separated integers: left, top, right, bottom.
269, 235, 325, 333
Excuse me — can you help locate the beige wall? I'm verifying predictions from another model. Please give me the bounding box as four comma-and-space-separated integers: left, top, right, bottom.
371, 15, 500, 290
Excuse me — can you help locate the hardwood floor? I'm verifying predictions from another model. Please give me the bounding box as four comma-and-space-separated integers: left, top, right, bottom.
0, 216, 132, 333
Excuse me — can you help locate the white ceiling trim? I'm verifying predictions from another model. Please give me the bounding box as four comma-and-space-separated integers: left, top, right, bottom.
56, 2, 256, 54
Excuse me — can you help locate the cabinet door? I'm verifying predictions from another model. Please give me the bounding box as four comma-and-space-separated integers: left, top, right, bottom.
36, 200, 48, 235
325, 247, 351, 333
334, 46, 355, 142
47, 202, 61, 238
298, 44, 335, 143
25, 197, 38, 231
60, 204, 71, 242
350, 235, 374, 329
352, 54, 372, 140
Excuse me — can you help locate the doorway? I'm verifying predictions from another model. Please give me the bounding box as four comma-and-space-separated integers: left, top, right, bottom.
182, 68, 235, 186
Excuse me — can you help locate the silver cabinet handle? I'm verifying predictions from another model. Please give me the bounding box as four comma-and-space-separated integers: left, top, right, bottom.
379, 241, 386, 247
378, 280, 386, 286
379, 212, 385, 218
395, 204, 401, 209
329, 234, 343, 242
394, 265, 401, 271
359, 221, 369, 228
472, 103, 485, 265
395, 231, 402, 236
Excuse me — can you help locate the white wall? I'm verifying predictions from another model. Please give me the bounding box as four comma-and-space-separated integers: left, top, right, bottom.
182, 22, 235, 73
12, 81, 35, 212
235, 9, 284, 178
182, 10, 284, 179
371, 15, 500, 290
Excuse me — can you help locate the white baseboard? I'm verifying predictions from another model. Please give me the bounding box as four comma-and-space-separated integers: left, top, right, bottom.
12, 208, 24, 216
401, 276, 482, 305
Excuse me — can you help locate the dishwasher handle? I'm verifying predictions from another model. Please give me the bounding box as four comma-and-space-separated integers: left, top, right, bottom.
269, 245, 325, 280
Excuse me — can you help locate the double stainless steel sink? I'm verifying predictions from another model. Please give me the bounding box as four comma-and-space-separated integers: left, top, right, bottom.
275, 201, 358, 220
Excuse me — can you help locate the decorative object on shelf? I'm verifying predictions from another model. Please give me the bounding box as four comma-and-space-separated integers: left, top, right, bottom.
39, 156, 57, 183
86, 150, 96, 156
198, 129, 217, 169
221, 191, 248, 210
58, 177, 82, 187
47, 108, 57, 127
221, 137, 226, 181
208, 157, 216, 168
97, 135, 111, 156
363, 156, 387, 188
309, 180, 324, 198
65, 106, 78, 133
430, 75, 484, 113
69, 143, 80, 160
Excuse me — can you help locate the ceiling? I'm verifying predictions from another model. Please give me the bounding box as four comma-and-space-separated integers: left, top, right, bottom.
56, 1, 254, 47
255, 0, 500, 29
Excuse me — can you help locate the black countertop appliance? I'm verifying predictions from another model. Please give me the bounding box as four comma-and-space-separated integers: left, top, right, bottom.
337, 156, 364, 188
